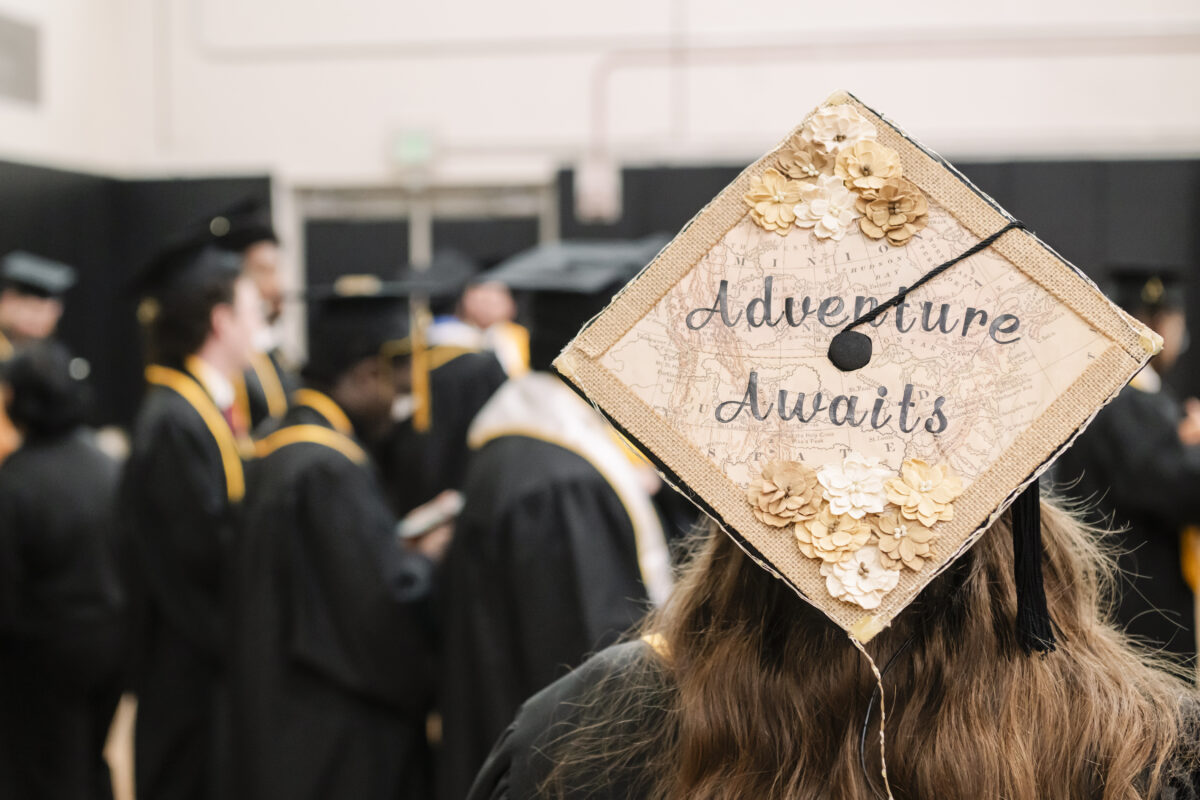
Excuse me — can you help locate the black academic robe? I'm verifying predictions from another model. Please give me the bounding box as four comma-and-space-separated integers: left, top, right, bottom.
468, 641, 1200, 800
381, 348, 507, 515
118, 375, 240, 800
438, 436, 652, 800
0, 429, 125, 800
230, 401, 437, 800
1056, 383, 1200, 660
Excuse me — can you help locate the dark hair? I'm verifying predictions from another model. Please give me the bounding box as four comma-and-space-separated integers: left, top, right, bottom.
144, 271, 238, 366
544, 504, 1200, 800
4, 339, 92, 438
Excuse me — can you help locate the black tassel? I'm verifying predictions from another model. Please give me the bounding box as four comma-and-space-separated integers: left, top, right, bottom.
1011, 478, 1056, 655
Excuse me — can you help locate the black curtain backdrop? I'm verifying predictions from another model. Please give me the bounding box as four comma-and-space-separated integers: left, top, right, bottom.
1, 157, 1195, 426
0, 159, 270, 426
555, 161, 1200, 399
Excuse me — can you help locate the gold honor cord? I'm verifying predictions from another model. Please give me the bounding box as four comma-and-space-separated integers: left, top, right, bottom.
293, 388, 355, 436
250, 352, 289, 419
144, 365, 246, 503
254, 424, 367, 465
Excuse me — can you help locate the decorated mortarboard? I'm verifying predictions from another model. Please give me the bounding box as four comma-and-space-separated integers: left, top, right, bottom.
553, 91, 1161, 647
207, 198, 277, 253
1, 251, 77, 297
303, 274, 412, 383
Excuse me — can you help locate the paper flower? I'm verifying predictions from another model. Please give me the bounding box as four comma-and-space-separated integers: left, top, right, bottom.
817, 451, 891, 519
746, 460, 822, 527
793, 174, 861, 241
777, 138, 832, 181
820, 544, 901, 610
796, 505, 874, 564
743, 168, 805, 235
873, 509, 936, 572
885, 458, 964, 527
835, 140, 903, 195
801, 104, 878, 154
856, 178, 929, 246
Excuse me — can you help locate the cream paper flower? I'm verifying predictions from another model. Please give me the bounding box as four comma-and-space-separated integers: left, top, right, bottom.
796, 505, 874, 564
793, 174, 861, 241
817, 451, 891, 519
743, 168, 805, 235
746, 460, 822, 527
820, 544, 901, 610
835, 140, 903, 194
873, 509, 936, 572
857, 178, 929, 246
885, 458, 964, 527
801, 104, 878, 154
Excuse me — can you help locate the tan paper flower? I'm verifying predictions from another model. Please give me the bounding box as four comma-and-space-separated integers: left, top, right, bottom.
885, 458, 964, 527
743, 168, 805, 235
835, 140, 903, 194
746, 460, 822, 527
856, 178, 929, 246
873, 509, 936, 572
777, 138, 832, 181
801, 104, 877, 154
796, 505, 874, 564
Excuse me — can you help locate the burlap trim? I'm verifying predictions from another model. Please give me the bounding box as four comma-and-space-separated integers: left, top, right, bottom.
557, 343, 1140, 638
574, 90, 1152, 364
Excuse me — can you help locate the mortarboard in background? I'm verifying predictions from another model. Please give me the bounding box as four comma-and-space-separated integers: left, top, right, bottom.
1, 250, 77, 298
1107, 263, 1187, 315
303, 275, 412, 385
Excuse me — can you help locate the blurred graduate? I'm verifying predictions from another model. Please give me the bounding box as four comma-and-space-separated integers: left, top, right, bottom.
206, 199, 297, 432
229, 277, 449, 800
118, 243, 264, 800
378, 251, 513, 517
0, 251, 76, 463
436, 239, 675, 800
0, 340, 124, 800
1057, 264, 1200, 660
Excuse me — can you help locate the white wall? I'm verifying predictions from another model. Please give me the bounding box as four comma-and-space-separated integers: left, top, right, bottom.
1, 0, 1199, 183
0, 0, 148, 173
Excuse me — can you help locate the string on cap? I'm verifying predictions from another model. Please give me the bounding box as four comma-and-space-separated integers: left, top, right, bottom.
1012, 478, 1056, 654
828, 220, 1028, 372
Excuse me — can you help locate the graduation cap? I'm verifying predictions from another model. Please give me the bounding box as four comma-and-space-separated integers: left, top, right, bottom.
489, 236, 670, 371
303, 274, 412, 384
207, 198, 277, 253
553, 91, 1160, 652
487, 236, 670, 294
132, 242, 243, 324
1107, 263, 1187, 314
1, 251, 77, 297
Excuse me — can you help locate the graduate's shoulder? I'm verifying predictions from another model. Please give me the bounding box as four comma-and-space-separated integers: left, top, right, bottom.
253, 421, 370, 472
471, 433, 611, 489
469, 640, 660, 800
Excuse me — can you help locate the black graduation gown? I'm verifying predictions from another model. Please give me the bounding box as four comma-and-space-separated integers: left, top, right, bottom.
118, 372, 242, 800
230, 401, 437, 800
0, 430, 125, 800
437, 435, 652, 800
381, 348, 507, 515
1056, 383, 1200, 660
469, 642, 1200, 800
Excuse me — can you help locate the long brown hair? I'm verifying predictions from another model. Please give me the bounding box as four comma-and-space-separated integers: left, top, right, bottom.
544, 500, 1199, 799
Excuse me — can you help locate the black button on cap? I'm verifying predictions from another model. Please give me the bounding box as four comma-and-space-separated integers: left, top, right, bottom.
828, 330, 872, 372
